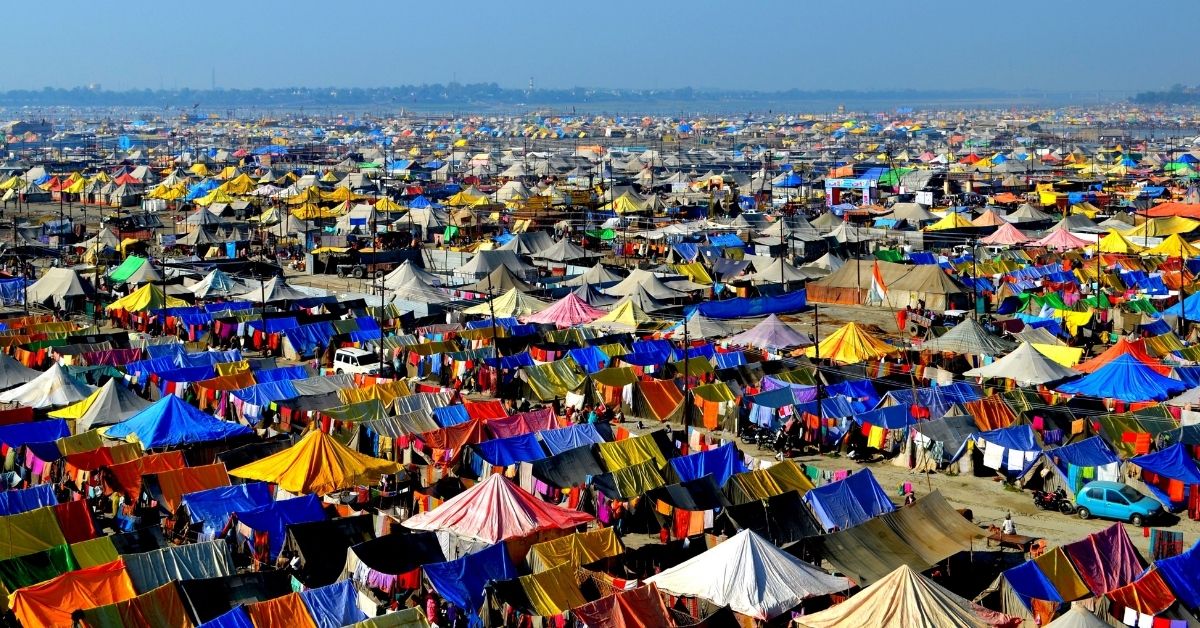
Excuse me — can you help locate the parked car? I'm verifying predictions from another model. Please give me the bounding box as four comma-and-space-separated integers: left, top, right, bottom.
332, 347, 381, 376
1074, 481, 1161, 527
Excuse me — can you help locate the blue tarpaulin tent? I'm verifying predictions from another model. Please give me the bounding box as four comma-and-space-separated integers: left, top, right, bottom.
692, 290, 807, 319
181, 482, 273, 536
976, 425, 1041, 476
1131, 444, 1200, 509
298, 579, 367, 628
802, 468, 895, 531
0, 484, 57, 516
234, 494, 327, 560
197, 606, 252, 628
539, 424, 605, 455
1002, 560, 1064, 608
669, 442, 748, 487
1156, 541, 1200, 610
855, 405, 915, 430
1056, 354, 1187, 402
103, 395, 253, 448
0, 420, 69, 449
473, 433, 547, 467
425, 542, 517, 624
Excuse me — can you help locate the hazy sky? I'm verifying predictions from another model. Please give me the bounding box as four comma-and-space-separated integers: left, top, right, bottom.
12, 0, 1193, 92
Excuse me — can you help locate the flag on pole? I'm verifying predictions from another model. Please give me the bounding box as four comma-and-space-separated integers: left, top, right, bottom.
869, 260, 889, 305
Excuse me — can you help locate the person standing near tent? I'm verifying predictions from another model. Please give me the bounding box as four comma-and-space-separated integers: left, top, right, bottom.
1002, 512, 1016, 535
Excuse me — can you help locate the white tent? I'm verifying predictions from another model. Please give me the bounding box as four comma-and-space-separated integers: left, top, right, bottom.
645, 529, 851, 620
0, 353, 39, 390
0, 363, 95, 409
50, 378, 153, 433
963, 342, 1080, 386
187, 269, 247, 299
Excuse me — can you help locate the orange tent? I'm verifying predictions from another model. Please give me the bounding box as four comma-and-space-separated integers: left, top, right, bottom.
246, 592, 317, 628
1075, 338, 1170, 375
1146, 201, 1200, 219
10, 559, 136, 627
992, 192, 1022, 204
150, 463, 231, 513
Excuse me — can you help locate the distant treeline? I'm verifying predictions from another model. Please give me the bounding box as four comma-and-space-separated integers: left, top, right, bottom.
1132, 84, 1200, 105
0, 84, 1035, 109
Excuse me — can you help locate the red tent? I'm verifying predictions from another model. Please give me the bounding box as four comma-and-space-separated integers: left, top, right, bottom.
1147, 202, 1200, 219
402, 473, 592, 544
1075, 338, 1170, 375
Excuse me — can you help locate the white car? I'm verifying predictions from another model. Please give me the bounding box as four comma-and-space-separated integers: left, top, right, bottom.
332, 348, 382, 376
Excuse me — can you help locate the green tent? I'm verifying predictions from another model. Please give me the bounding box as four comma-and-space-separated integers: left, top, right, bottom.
108, 255, 147, 283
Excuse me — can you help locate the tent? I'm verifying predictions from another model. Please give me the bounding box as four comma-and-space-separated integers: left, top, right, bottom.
1043, 605, 1108, 628
801, 468, 895, 531
102, 395, 253, 448
1143, 233, 1200, 257
645, 529, 852, 621
963, 342, 1080, 386
804, 322, 897, 364
0, 352, 39, 390
0, 363, 95, 408
106, 283, 187, 312
1056, 354, 1187, 402
234, 494, 327, 561
1074, 338, 1169, 375
1094, 229, 1145, 254
462, 288, 548, 317
980, 223, 1033, 245
402, 473, 593, 545
603, 269, 685, 300
25, 268, 94, 310
1034, 228, 1091, 251
726, 314, 812, 350
590, 298, 654, 331
187, 269, 246, 299
921, 318, 1015, 355
975, 425, 1041, 476
1018, 437, 1121, 497
10, 559, 137, 627
48, 378, 153, 432
522, 293, 606, 328
229, 430, 402, 495
669, 311, 737, 340
1008, 203, 1054, 223
560, 263, 625, 287
1130, 444, 1200, 509
233, 276, 310, 302
462, 264, 536, 294
796, 564, 1020, 627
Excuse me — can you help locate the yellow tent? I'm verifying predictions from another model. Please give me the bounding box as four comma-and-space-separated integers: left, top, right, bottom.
1143, 233, 1200, 258
189, 163, 209, 176
1070, 203, 1100, 218
600, 192, 646, 214
228, 429, 401, 495
322, 187, 364, 203
320, 171, 338, 183
195, 188, 236, 207
804, 322, 897, 364
374, 198, 405, 213
285, 187, 324, 205
1093, 229, 1145, 254
462, 288, 548, 317
105, 283, 186, 312
590, 298, 654, 330
1122, 216, 1200, 239
923, 212, 974, 231
446, 190, 484, 207
223, 172, 257, 194
291, 203, 342, 220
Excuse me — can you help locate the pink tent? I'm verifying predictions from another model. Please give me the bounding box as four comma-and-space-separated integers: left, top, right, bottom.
1034, 227, 1090, 250
980, 222, 1032, 245
522, 293, 606, 328
402, 473, 593, 544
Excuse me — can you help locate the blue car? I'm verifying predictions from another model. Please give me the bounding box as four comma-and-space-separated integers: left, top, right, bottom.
1074, 481, 1161, 527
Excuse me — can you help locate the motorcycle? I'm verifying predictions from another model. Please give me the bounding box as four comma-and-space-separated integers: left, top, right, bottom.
1032, 488, 1076, 514
738, 424, 764, 446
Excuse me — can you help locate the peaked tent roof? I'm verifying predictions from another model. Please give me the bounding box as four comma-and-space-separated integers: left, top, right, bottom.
804, 322, 897, 364
971, 208, 1009, 227
47, 378, 153, 432
1094, 229, 1145, 254
670, 311, 737, 340
187, 269, 246, 299
529, 237, 600, 263
233, 276, 309, 302
25, 268, 94, 310
980, 222, 1032, 245
746, 257, 818, 285
603, 269, 684, 300
1034, 228, 1091, 250
921, 318, 1016, 355
963, 342, 1081, 386
103, 395, 253, 448
521, 293, 606, 328
0, 363, 95, 409
402, 473, 593, 544
461, 287, 548, 317
727, 314, 812, 350
646, 529, 852, 621
0, 352, 39, 390
1056, 353, 1187, 402
560, 263, 625, 287
795, 565, 1020, 628
1075, 338, 1170, 375
1143, 233, 1200, 257
229, 430, 401, 495
590, 298, 653, 330
106, 283, 187, 312
462, 264, 535, 293
1043, 605, 1108, 628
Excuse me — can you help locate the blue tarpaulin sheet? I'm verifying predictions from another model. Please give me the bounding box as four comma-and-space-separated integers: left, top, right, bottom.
692, 290, 807, 319
0, 484, 57, 516
1046, 437, 1119, 473
539, 424, 605, 455
484, 353, 534, 370
825, 379, 879, 408
0, 420, 68, 448
713, 351, 745, 369
802, 468, 895, 531
1002, 560, 1064, 607
1132, 444, 1200, 485
299, 579, 367, 628
1155, 542, 1200, 609
567, 347, 609, 374
1056, 354, 1187, 402
234, 494, 327, 560
181, 482, 273, 535
669, 442, 747, 487
425, 542, 517, 622
104, 395, 253, 448
433, 405, 470, 427
473, 433, 547, 466
856, 405, 915, 429
197, 607, 253, 628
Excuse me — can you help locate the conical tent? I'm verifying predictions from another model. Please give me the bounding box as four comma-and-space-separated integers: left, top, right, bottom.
462, 265, 535, 293
796, 565, 1019, 628
645, 530, 852, 620
726, 314, 812, 350
229, 430, 401, 495
560, 263, 625, 287
924, 212, 974, 231
805, 322, 896, 364
1043, 605, 1108, 628
1034, 228, 1091, 251
1094, 229, 1145, 254
604, 269, 684, 300
590, 297, 653, 330
233, 276, 309, 302
963, 342, 1080, 386
0, 353, 39, 390
1075, 338, 1169, 375
980, 223, 1032, 245
48, 378, 153, 432
670, 311, 736, 340
402, 473, 593, 544
1056, 354, 1187, 402
187, 269, 245, 299
570, 283, 619, 307
106, 283, 187, 312
102, 395, 252, 448
971, 208, 1009, 227
462, 288, 548, 317
746, 257, 817, 285
921, 318, 1016, 355
0, 363, 95, 409
530, 238, 600, 264
1143, 233, 1200, 257
522, 293, 606, 328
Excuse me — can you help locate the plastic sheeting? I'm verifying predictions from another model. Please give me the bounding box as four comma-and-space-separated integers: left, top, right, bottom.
573, 583, 674, 628
123, 539, 236, 593
802, 468, 896, 531
300, 579, 368, 628
668, 442, 748, 487
0, 544, 77, 591
693, 289, 807, 319
235, 494, 327, 561
181, 482, 273, 536
473, 433, 547, 467
539, 424, 605, 455
424, 542, 517, 616
1155, 541, 1200, 610
0, 484, 56, 516
596, 431, 670, 472
104, 395, 252, 448
229, 430, 400, 496
526, 527, 623, 573
247, 592, 317, 628
0, 506, 67, 560
1062, 523, 1145, 595
9, 559, 136, 628
81, 581, 193, 628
